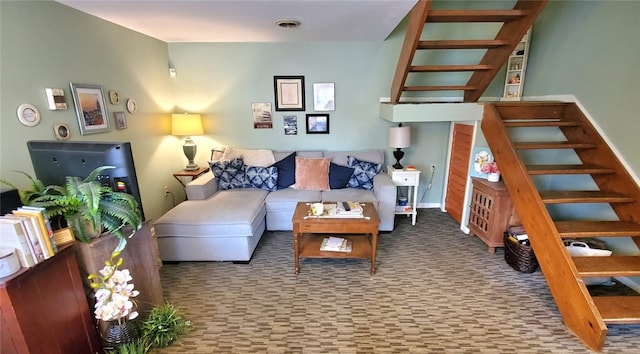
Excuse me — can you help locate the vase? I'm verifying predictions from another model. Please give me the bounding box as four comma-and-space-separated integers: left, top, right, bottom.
487, 172, 500, 182
99, 319, 140, 350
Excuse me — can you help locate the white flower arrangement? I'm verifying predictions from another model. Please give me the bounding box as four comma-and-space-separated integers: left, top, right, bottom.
88, 252, 139, 323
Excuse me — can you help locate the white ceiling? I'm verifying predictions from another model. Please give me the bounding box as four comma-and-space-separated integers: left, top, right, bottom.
54, 0, 418, 43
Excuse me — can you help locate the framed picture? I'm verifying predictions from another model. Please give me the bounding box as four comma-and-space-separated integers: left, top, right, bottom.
306, 114, 329, 134
284, 115, 297, 135
313, 82, 335, 111
469, 146, 494, 179
114, 111, 127, 130
70, 83, 110, 135
274, 76, 305, 111
252, 102, 273, 128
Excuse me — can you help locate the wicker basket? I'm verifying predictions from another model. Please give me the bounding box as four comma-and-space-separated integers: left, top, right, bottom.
503, 230, 538, 273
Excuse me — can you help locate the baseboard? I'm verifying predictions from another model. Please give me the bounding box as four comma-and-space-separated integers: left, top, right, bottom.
416, 202, 440, 209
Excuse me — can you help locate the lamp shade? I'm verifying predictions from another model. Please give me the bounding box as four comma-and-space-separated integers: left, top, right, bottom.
172, 113, 203, 136
388, 125, 411, 148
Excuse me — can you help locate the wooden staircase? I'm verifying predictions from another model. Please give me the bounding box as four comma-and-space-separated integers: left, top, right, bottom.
390, 0, 547, 103
481, 101, 640, 351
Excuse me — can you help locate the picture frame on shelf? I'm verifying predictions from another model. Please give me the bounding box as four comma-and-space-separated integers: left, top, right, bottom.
306, 114, 329, 134
469, 146, 494, 179
274, 76, 305, 111
113, 111, 127, 130
70, 83, 110, 135
312, 82, 335, 111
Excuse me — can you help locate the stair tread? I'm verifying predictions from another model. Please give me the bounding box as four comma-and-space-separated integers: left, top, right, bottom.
540, 190, 635, 204
504, 120, 581, 127
592, 296, 640, 324
418, 39, 510, 50
556, 221, 640, 237
410, 64, 492, 72
574, 256, 640, 277
527, 164, 616, 175
514, 141, 596, 149
427, 9, 527, 23
403, 85, 478, 91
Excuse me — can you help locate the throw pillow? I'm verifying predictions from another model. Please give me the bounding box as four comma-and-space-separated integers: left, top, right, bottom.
272, 152, 296, 189
294, 156, 330, 191
245, 165, 278, 191
222, 147, 275, 167
329, 163, 354, 189
209, 158, 247, 190
347, 156, 382, 190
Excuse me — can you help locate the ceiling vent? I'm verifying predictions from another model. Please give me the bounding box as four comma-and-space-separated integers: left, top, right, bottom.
275, 19, 301, 29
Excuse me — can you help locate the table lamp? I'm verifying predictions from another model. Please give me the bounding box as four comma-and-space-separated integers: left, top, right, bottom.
388, 123, 411, 169
172, 113, 204, 171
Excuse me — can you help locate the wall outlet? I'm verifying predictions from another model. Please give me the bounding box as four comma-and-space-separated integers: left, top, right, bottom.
431, 165, 436, 172
163, 185, 169, 196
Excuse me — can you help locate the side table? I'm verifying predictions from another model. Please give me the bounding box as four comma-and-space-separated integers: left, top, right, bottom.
387, 166, 421, 225
173, 166, 210, 188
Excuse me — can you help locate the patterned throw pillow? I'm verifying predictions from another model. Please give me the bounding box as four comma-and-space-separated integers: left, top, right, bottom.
245, 166, 278, 191
347, 156, 382, 190
209, 158, 247, 190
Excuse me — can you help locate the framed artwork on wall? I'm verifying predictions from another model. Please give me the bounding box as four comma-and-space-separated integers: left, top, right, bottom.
114, 111, 127, 130
252, 102, 273, 128
70, 83, 110, 135
306, 114, 329, 134
284, 115, 297, 135
313, 82, 335, 111
274, 76, 305, 111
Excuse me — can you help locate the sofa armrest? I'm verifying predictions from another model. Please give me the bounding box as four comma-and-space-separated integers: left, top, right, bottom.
373, 173, 396, 206
185, 173, 219, 200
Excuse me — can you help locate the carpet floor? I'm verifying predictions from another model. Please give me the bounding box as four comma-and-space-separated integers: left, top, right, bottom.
156, 209, 640, 353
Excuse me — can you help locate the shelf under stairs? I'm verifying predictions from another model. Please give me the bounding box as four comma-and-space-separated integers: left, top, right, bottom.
481, 101, 640, 351
390, 0, 547, 103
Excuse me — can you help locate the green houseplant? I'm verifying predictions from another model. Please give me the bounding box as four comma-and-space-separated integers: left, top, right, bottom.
2, 166, 142, 251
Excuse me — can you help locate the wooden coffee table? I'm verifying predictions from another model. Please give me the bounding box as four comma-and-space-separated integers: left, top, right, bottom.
291, 202, 380, 274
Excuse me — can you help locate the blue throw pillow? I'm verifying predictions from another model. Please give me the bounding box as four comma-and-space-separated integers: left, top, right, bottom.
346, 156, 382, 190
209, 158, 248, 190
245, 165, 278, 191
329, 163, 354, 189
272, 152, 296, 189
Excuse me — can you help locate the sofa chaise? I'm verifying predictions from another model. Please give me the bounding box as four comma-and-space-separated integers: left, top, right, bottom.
153, 148, 396, 262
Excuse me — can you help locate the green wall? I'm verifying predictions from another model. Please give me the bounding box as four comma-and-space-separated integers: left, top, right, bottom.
0, 0, 175, 221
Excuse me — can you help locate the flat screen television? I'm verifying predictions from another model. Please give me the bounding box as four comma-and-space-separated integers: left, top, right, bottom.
27, 140, 145, 220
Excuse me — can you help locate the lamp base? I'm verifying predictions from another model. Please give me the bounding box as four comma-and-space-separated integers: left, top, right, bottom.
393, 148, 405, 169
183, 137, 198, 171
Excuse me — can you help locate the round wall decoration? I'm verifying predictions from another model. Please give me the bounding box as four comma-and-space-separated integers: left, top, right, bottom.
54, 123, 71, 141
109, 90, 120, 105
17, 103, 41, 126
126, 99, 137, 113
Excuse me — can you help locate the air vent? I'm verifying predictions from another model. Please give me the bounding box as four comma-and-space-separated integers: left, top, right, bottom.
275, 19, 301, 29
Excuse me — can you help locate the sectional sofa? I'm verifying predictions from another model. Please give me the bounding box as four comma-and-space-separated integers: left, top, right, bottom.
153, 148, 397, 262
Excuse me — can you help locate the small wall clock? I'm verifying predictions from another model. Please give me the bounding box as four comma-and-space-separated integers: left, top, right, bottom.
126, 99, 137, 113
17, 103, 41, 126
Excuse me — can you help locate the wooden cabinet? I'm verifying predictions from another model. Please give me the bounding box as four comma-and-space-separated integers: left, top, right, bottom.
502, 28, 531, 100
468, 177, 520, 253
74, 221, 164, 319
0, 246, 101, 354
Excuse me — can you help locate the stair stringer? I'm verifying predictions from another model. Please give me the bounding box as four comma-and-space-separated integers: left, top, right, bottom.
481, 103, 608, 351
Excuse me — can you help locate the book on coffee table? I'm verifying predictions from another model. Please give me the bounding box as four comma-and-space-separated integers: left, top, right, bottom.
320, 236, 352, 252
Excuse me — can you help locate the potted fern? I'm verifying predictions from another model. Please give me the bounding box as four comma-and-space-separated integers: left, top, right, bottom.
2, 166, 142, 252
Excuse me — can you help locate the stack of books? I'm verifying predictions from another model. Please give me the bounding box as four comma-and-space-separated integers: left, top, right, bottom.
320, 236, 352, 252
0, 206, 64, 268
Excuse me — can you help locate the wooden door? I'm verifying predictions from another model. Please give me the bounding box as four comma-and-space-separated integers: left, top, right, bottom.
445, 123, 474, 223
